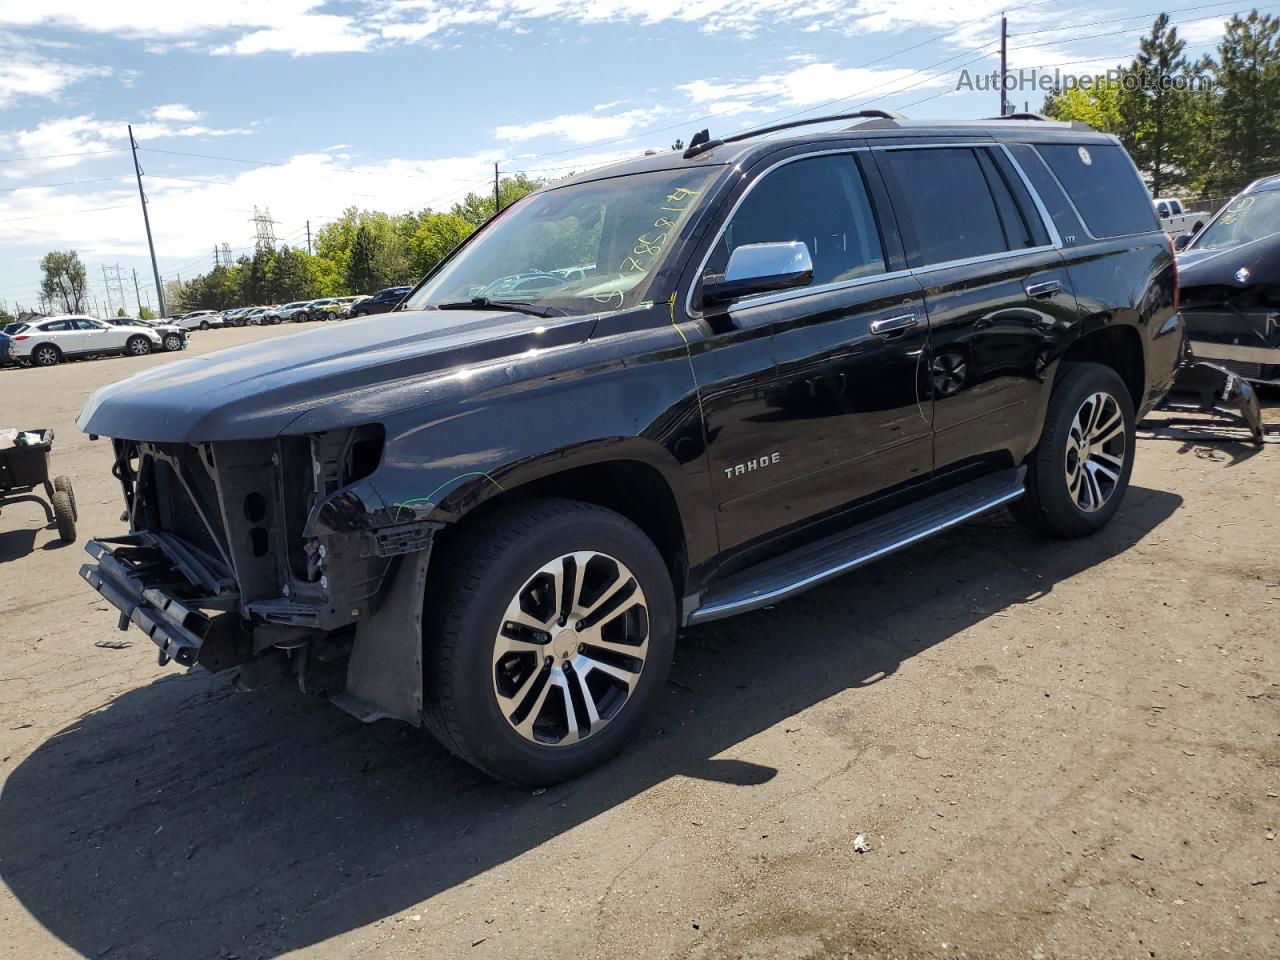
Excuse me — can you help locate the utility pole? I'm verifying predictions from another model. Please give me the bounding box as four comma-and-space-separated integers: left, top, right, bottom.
101, 265, 112, 315
129, 124, 166, 317
494, 162, 501, 215
999, 14, 1008, 117
214, 246, 220, 269
133, 268, 143, 313
306, 219, 312, 255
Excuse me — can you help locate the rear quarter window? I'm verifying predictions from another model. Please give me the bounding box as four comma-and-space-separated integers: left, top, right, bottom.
1034, 143, 1159, 239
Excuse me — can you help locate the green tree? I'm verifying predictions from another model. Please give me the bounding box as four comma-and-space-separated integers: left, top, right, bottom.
139, 306, 157, 320
409, 213, 473, 276
347, 224, 381, 294
39, 250, 88, 313
267, 246, 316, 301
450, 173, 544, 227
1206, 10, 1280, 194
1042, 81, 1123, 132
1119, 15, 1206, 194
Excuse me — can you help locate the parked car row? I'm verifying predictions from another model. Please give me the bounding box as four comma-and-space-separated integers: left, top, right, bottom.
173, 288, 413, 330
0, 314, 187, 368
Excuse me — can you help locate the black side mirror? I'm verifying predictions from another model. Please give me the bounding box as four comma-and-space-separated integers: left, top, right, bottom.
701, 241, 814, 307
1173, 234, 1192, 251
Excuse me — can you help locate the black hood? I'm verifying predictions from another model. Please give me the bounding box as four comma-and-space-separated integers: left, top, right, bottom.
78, 309, 597, 443
1177, 232, 1280, 288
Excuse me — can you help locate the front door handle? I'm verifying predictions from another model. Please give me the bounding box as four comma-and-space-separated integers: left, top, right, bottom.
1024, 279, 1063, 299
870, 313, 919, 336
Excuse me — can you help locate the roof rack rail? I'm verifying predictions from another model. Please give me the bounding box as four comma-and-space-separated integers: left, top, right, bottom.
682, 109, 906, 159
986, 112, 1051, 121
984, 112, 1096, 130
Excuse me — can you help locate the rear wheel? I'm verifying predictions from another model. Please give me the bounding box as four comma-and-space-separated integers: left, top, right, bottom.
51, 490, 76, 543
126, 335, 152, 356
32, 344, 61, 367
423, 498, 676, 785
163, 333, 183, 351
199, 320, 210, 331
1013, 361, 1135, 538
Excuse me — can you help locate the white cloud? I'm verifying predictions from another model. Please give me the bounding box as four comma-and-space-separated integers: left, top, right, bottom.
0, 112, 253, 178
211, 14, 374, 55
495, 108, 660, 144
149, 103, 203, 122
679, 61, 945, 114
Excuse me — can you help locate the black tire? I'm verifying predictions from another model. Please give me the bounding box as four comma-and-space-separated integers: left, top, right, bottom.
51, 490, 76, 543
1012, 361, 1136, 538
353, 310, 367, 318
163, 334, 183, 352
423, 498, 676, 785
199, 320, 210, 331
53, 476, 77, 520
31, 344, 61, 367
126, 335, 152, 357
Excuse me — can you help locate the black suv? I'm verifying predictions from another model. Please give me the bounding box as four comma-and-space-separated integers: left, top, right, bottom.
78, 113, 1182, 785
350, 285, 411, 317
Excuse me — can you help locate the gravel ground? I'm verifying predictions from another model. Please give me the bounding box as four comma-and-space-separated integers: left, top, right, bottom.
0, 323, 1277, 960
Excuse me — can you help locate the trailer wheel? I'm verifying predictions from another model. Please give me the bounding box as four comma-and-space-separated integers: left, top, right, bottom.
54, 475, 77, 520
51, 490, 76, 543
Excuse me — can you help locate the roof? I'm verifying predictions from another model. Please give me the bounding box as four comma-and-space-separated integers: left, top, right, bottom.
552, 114, 1114, 190
1250, 173, 1280, 192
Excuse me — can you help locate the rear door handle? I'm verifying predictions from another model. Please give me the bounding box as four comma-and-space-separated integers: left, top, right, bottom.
869, 313, 919, 336
1024, 279, 1063, 299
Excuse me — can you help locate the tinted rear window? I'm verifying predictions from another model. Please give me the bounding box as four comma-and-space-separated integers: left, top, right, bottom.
881, 148, 1009, 266
1034, 143, 1158, 238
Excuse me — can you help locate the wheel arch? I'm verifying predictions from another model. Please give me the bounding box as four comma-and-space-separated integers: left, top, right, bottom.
434, 448, 692, 597
29, 341, 62, 362
1059, 323, 1145, 411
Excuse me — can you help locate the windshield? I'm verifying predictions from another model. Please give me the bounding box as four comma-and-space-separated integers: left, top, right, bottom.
405, 167, 718, 317
1194, 191, 1280, 250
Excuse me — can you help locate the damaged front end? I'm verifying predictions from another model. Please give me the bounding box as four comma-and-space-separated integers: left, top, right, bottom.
79, 426, 438, 722
1178, 280, 1280, 385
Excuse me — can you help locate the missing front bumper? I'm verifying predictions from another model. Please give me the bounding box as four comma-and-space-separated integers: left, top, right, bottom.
80, 534, 241, 667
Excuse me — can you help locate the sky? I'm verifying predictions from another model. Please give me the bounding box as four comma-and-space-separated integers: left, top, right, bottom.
0, 0, 1246, 314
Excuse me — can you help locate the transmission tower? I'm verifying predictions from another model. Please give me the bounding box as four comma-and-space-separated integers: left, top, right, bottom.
101, 263, 127, 315
218, 242, 234, 267
251, 207, 279, 252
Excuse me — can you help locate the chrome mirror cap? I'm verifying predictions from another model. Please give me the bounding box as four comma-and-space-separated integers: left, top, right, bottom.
703, 241, 814, 306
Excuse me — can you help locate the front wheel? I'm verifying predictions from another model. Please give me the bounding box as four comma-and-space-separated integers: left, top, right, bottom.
1012, 361, 1135, 538
51, 490, 76, 543
199, 321, 210, 331
126, 335, 152, 356
163, 334, 183, 351
423, 498, 676, 785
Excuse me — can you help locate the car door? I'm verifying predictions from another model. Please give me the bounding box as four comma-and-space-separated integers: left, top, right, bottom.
874, 143, 1076, 475
37, 319, 85, 353
685, 149, 932, 555
78, 318, 127, 351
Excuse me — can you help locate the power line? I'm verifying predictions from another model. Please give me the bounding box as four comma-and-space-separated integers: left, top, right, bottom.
0, 148, 126, 165
0, 203, 131, 224
1008, 0, 1265, 36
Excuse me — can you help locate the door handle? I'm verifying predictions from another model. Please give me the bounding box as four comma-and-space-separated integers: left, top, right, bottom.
1024, 279, 1062, 299
870, 313, 919, 336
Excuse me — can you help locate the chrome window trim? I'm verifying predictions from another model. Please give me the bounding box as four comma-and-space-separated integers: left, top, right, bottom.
683, 141, 1064, 320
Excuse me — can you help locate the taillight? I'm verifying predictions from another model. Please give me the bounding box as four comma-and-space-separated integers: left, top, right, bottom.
1169, 235, 1181, 313
12, 334, 28, 341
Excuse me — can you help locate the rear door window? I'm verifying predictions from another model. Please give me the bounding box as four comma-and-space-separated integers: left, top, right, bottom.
1034, 143, 1159, 238
879, 148, 1009, 266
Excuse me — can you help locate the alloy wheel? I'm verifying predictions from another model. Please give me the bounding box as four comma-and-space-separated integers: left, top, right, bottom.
34, 346, 58, 366
129, 338, 151, 355
492, 550, 649, 747
164, 335, 182, 351
1064, 390, 1126, 513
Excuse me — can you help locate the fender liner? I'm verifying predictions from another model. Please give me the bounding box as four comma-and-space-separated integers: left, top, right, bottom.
329, 542, 432, 725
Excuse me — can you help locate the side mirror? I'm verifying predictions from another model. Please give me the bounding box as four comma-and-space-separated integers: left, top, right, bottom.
1173, 233, 1192, 251
701, 241, 813, 307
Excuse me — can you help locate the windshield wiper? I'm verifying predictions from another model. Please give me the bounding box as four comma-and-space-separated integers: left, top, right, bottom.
435, 296, 564, 318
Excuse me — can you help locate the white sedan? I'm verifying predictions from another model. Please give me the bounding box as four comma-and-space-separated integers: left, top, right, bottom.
6, 314, 164, 367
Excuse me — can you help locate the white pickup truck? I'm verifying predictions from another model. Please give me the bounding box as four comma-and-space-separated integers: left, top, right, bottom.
1154, 197, 1209, 237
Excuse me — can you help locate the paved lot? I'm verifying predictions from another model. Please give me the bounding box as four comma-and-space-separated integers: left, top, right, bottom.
0, 323, 1277, 960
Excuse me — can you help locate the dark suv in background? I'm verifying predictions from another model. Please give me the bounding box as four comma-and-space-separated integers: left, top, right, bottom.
349, 285, 411, 317
78, 112, 1182, 785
